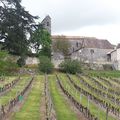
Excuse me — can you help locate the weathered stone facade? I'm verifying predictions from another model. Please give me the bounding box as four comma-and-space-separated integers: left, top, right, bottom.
25, 57, 39, 65
27, 15, 120, 70
52, 35, 114, 68
71, 48, 112, 63
108, 44, 120, 70
41, 15, 51, 34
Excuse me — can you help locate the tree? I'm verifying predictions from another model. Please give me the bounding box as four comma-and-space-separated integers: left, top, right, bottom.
31, 26, 52, 57
52, 36, 71, 58
0, 0, 38, 55
39, 56, 54, 73
39, 46, 51, 58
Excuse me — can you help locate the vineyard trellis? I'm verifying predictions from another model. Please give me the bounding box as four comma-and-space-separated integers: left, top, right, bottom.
0, 76, 21, 96
76, 74, 120, 105
45, 74, 56, 120
0, 76, 34, 120
56, 74, 98, 120
66, 74, 120, 119
84, 74, 120, 96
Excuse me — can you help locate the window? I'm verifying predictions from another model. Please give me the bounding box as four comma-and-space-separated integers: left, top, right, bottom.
76, 42, 78, 47
47, 22, 49, 26
90, 49, 94, 54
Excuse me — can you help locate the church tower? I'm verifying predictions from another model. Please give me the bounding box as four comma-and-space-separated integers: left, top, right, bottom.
41, 15, 51, 34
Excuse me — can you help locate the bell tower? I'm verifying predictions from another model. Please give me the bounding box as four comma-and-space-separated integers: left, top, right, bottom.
41, 15, 51, 34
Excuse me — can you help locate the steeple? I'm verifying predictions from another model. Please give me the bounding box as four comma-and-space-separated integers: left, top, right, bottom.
41, 15, 51, 34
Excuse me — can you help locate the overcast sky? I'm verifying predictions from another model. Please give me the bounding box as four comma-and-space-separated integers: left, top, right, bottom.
22, 0, 120, 45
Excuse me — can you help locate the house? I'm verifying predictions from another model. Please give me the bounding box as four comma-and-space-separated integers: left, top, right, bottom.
52, 35, 114, 68
107, 44, 120, 70
26, 15, 120, 70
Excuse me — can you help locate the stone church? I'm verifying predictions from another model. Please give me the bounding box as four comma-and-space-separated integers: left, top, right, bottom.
26, 15, 120, 70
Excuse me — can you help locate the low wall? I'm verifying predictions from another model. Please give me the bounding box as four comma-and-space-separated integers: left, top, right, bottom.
25, 57, 39, 65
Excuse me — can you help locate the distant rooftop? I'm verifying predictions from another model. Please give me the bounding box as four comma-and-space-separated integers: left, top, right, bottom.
52, 35, 114, 49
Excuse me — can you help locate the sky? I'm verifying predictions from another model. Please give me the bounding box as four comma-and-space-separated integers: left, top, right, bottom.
22, 0, 120, 45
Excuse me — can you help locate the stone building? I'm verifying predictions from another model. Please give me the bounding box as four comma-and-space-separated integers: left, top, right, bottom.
107, 44, 120, 70
41, 15, 51, 34
52, 35, 114, 68
26, 15, 120, 70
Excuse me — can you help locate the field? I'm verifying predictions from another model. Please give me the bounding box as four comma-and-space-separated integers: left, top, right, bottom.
0, 71, 120, 120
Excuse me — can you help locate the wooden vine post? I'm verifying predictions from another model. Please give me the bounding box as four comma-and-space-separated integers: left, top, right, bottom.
106, 107, 109, 120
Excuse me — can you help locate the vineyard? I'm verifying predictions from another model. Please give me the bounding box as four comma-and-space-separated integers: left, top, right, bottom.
0, 72, 120, 120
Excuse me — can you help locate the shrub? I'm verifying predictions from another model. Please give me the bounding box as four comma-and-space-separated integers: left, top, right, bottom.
103, 64, 113, 70
17, 56, 26, 67
59, 59, 82, 74
39, 56, 54, 73
0, 51, 19, 75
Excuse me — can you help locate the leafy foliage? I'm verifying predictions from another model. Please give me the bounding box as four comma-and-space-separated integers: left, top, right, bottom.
0, 51, 19, 75
31, 27, 52, 57
88, 70, 120, 78
52, 36, 71, 57
38, 47, 51, 58
59, 59, 82, 74
17, 55, 26, 67
0, 0, 38, 55
39, 56, 54, 73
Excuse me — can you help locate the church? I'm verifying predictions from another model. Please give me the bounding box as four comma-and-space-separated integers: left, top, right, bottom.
30, 15, 120, 70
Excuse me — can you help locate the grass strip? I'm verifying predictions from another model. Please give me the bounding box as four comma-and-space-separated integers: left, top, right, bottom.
0, 77, 30, 105
12, 76, 44, 120
59, 73, 116, 120
49, 75, 78, 120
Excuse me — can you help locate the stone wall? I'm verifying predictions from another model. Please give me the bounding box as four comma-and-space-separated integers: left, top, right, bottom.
110, 48, 120, 70
51, 52, 64, 68
117, 48, 120, 60
71, 48, 113, 63
25, 57, 39, 65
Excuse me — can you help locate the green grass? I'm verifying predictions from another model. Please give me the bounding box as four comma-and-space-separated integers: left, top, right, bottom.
59, 73, 116, 120
48, 75, 78, 120
0, 76, 30, 105
12, 76, 44, 120
87, 70, 120, 78
0, 76, 17, 87
75, 75, 120, 105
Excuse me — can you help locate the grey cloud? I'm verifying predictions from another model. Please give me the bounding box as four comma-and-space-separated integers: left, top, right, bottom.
22, 0, 120, 33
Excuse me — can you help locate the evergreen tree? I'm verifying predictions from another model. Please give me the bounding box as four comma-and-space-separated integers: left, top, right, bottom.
0, 0, 38, 55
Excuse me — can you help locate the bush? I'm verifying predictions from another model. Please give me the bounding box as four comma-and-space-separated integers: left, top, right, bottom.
17, 56, 26, 67
0, 51, 19, 75
0, 60, 19, 75
103, 64, 113, 70
59, 59, 82, 74
39, 56, 54, 73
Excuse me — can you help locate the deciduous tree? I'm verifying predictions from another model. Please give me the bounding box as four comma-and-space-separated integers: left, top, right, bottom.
52, 36, 71, 58
31, 26, 52, 57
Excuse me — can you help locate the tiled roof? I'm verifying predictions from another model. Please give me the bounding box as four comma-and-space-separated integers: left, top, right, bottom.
52, 35, 114, 49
